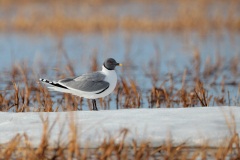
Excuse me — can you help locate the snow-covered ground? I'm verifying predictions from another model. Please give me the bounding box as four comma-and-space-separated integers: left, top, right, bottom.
0, 106, 239, 148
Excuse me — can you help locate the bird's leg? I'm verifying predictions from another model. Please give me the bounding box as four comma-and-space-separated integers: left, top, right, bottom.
92, 99, 98, 111
94, 99, 98, 111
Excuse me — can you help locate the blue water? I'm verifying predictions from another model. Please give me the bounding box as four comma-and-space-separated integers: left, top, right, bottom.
1, 31, 239, 71
0, 31, 239, 110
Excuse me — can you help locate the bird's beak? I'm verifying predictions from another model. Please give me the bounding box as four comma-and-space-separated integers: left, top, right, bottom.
117, 63, 122, 66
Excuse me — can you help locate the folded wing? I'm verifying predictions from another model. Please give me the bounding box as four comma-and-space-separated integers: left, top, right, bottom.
59, 71, 109, 92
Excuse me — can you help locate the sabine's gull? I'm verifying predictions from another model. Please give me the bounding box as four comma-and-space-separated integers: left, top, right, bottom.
39, 58, 122, 111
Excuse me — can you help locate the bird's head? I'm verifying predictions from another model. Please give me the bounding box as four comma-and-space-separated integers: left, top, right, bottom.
103, 58, 122, 70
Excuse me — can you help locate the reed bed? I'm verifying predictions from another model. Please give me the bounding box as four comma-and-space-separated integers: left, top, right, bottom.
0, 50, 239, 112
0, 40, 239, 160
0, 0, 239, 33
0, 0, 239, 158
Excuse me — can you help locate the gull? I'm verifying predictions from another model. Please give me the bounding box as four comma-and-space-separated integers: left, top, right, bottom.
39, 58, 122, 111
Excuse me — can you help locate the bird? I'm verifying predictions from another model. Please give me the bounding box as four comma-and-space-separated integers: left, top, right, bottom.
39, 58, 122, 111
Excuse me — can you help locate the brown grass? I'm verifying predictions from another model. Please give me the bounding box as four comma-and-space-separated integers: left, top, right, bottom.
0, 111, 240, 159
0, 1, 239, 158
0, 0, 239, 33
0, 54, 239, 158
0, 50, 239, 111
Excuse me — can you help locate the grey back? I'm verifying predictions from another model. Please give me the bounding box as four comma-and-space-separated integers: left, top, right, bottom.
59, 71, 109, 92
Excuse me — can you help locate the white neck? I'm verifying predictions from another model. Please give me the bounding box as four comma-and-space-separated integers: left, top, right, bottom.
102, 65, 114, 74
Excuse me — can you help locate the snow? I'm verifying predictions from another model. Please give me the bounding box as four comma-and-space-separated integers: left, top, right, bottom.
0, 106, 240, 148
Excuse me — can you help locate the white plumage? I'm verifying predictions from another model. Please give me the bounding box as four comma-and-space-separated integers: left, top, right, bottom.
40, 58, 121, 110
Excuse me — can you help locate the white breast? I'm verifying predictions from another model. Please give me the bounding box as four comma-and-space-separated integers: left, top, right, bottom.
94, 66, 117, 98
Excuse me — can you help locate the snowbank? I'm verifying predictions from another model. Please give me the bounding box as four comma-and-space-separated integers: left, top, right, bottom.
0, 106, 239, 148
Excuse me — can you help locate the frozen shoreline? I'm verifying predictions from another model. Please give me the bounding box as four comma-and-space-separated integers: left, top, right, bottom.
0, 106, 239, 148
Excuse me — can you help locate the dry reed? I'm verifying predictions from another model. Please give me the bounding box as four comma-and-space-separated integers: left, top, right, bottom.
0, 111, 240, 159
0, 0, 239, 33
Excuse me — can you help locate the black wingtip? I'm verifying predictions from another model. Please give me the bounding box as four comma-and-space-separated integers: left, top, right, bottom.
40, 78, 69, 89
39, 78, 47, 82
